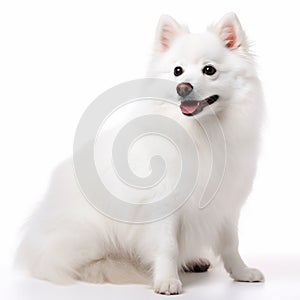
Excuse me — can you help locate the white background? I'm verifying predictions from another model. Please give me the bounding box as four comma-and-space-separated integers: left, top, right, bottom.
1, 0, 300, 299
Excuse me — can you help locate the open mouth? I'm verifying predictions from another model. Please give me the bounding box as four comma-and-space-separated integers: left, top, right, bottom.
180, 95, 219, 116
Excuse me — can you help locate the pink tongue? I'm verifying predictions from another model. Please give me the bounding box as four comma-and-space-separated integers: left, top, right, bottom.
180, 102, 200, 114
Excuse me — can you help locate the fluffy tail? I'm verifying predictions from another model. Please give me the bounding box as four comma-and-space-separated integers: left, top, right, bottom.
79, 258, 150, 285
15, 242, 150, 285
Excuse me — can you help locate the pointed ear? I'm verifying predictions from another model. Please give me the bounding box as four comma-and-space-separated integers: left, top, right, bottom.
213, 12, 247, 50
154, 15, 189, 52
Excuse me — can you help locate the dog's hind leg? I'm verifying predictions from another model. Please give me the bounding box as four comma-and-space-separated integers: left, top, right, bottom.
182, 258, 211, 273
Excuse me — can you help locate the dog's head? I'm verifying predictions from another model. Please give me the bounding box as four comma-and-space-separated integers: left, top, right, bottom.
148, 13, 256, 118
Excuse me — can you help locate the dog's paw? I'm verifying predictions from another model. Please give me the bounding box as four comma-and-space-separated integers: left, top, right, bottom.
154, 278, 182, 295
230, 267, 265, 282
182, 258, 210, 273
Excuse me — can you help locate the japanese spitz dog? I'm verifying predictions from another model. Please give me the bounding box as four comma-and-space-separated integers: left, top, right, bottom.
16, 13, 265, 294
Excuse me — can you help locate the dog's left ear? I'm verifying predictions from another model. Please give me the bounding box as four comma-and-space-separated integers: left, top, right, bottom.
213, 12, 247, 50
154, 15, 189, 52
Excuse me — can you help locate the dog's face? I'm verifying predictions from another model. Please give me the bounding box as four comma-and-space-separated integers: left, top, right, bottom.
148, 13, 255, 118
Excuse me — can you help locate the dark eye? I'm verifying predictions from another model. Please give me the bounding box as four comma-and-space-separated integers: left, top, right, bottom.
174, 66, 184, 76
202, 65, 217, 76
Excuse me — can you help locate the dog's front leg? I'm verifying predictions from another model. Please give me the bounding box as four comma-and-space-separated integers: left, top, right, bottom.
152, 218, 182, 295
219, 221, 264, 282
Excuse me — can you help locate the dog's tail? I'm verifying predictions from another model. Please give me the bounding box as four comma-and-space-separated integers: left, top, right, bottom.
78, 258, 150, 285
16, 245, 150, 285
15, 235, 150, 285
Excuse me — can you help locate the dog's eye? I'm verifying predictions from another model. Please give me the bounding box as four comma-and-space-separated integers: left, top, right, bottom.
202, 65, 217, 76
174, 66, 184, 76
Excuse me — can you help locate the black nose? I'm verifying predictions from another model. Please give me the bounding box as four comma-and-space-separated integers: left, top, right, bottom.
176, 82, 193, 97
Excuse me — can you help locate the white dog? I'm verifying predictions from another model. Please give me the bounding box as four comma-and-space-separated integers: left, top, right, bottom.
16, 13, 265, 295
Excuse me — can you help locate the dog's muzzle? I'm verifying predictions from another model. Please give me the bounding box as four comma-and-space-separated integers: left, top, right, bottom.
179, 95, 219, 116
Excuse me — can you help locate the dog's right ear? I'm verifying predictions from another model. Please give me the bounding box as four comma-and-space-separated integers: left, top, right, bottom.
212, 12, 248, 51
154, 15, 188, 52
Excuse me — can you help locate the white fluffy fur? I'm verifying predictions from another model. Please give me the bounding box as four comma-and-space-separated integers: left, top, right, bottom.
16, 13, 265, 295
